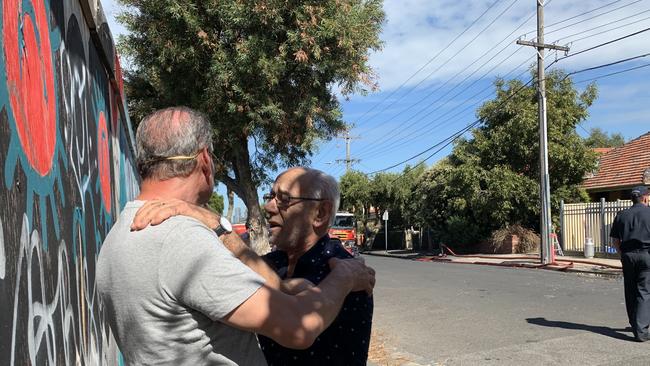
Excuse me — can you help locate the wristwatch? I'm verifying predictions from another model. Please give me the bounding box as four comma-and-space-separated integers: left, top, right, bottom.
214, 217, 233, 237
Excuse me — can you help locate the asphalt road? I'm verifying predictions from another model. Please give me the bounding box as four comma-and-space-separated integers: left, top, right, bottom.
365, 255, 650, 366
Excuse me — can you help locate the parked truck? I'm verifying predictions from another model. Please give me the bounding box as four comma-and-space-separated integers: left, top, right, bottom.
328, 212, 359, 255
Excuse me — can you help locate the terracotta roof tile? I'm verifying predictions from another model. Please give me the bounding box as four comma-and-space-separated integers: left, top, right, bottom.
583, 132, 650, 191
593, 147, 613, 155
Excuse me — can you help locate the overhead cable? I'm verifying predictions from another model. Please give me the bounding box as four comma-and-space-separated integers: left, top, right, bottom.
356, 0, 522, 128
352, 0, 503, 125
367, 52, 650, 175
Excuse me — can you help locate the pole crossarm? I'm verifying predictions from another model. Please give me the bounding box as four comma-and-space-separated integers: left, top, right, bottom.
332, 128, 361, 172
516, 40, 570, 52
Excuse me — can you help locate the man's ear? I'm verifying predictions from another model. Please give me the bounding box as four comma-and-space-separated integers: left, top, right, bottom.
199, 149, 212, 177
314, 200, 333, 227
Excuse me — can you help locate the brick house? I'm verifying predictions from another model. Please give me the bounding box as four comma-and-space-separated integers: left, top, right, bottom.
582, 132, 650, 201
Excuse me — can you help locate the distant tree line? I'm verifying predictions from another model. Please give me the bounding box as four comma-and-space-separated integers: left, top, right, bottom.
339, 70, 623, 252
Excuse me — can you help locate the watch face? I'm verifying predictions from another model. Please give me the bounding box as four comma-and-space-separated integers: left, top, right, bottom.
220, 217, 233, 232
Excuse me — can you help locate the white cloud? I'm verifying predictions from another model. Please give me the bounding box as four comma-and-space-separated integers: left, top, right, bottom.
369, 0, 650, 92
98, 0, 650, 176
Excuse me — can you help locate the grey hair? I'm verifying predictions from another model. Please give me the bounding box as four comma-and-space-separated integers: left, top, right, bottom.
136, 106, 213, 180
308, 169, 341, 227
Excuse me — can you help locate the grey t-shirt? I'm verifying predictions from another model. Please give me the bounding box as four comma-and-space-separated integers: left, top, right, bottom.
97, 201, 267, 365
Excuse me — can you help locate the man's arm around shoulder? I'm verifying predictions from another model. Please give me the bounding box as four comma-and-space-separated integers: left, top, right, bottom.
223, 257, 375, 349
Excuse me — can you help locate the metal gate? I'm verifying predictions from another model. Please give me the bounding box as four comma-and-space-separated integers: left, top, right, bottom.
560, 199, 631, 254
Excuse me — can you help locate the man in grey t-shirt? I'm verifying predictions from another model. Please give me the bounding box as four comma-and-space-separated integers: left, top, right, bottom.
97, 107, 375, 365
98, 202, 267, 365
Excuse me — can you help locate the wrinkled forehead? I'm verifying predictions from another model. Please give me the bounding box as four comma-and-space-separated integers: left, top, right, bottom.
273, 168, 314, 194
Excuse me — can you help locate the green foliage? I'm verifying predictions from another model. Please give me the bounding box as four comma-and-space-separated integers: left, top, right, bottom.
117, 0, 384, 252
119, 0, 384, 183
339, 170, 371, 213
392, 164, 426, 227
369, 172, 398, 216
584, 127, 625, 148
413, 70, 598, 250
338, 165, 425, 231
207, 192, 225, 213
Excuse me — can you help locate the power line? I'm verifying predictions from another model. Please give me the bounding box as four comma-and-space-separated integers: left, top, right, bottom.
356, 0, 650, 161
358, 54, 534, 159
352, 0, 503, 125
362, 0, 641, 156
553, 8, 650, 40
577, 123, 590, 135
361, 26, 650, 159
356, 0, 523, 129
544, 0, 644, 36
567, 15, 650, 43
357, 0, 634, 158
367, 52, 650, 176
368, 76, 536, 175
367, 120, 481, 175
354, 41, 528, 158
520, 0, 630, 36
566, 52, 650, 77
574, 62, 650, 83
558, 26, 650, 60
354, 6, 538, 156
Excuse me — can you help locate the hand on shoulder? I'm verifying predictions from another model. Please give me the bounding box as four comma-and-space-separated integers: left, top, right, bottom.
131, 199, 220, 231
328, 257, 375, 296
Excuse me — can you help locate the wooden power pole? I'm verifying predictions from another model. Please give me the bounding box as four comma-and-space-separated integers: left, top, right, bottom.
517, 1, 569, 264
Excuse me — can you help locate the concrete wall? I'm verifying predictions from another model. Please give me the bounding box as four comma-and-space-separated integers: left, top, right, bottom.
0, 0, 139, 364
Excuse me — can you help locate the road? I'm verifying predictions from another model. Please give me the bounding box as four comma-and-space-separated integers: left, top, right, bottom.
364, 255, 650, 366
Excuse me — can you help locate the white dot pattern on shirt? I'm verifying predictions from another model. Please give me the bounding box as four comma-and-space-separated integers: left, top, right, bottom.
260, 238, 371, 365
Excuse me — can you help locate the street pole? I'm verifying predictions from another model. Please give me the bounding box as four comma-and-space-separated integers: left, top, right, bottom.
517, 0, 568, 264
383, 210, 389, 253
345, 131, 351, 172
335, 129, 360, 173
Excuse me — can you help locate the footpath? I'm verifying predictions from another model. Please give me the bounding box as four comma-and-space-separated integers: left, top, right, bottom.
362, 249, 622, 277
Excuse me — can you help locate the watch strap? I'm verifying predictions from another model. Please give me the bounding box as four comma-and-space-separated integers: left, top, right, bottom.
214, 225, 228, 237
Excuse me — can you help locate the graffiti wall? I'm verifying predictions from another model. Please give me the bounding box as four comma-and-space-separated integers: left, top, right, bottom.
0, 0, 139, 364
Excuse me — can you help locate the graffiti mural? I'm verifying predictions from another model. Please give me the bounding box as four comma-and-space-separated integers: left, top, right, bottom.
0, 0, 139, 364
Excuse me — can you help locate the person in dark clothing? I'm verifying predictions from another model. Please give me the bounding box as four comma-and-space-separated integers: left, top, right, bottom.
260, 167, 373, 365
610, 185, 650, 342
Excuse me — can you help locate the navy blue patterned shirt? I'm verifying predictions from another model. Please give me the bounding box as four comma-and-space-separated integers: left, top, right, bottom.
260, 236, 373, 366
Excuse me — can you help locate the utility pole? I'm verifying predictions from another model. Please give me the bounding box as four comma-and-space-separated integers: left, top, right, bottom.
517, 0, 569, 265
334, 129, 360, 172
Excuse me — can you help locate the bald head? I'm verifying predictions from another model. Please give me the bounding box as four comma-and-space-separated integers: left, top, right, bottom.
136, 106, 213, 180
276, 167, 341, 226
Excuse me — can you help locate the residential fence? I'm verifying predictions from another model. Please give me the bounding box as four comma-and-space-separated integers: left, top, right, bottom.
560, 199, 631, 255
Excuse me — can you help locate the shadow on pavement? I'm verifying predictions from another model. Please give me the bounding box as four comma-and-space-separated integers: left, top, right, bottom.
526, 317, 634, 341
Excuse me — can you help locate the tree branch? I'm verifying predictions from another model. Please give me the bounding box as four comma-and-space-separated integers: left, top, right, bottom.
220, 174, 243, 199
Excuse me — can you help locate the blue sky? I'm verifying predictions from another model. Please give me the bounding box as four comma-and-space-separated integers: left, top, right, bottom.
103, 0, 650, 213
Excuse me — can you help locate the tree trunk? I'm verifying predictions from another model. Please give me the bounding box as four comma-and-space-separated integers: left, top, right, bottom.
228, 137, 270, 255
226, 187, 235, 221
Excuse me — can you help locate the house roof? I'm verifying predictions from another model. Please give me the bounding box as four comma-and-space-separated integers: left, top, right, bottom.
593, 147, 613, 155
583, 132, 650, 191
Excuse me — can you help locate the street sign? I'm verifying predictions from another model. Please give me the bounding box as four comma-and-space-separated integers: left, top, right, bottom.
383, 210, 388, 253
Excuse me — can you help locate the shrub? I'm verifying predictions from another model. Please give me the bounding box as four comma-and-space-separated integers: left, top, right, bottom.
489, 225, 540, 254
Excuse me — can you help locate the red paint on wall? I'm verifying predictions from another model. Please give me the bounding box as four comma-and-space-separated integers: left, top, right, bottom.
98, 112, 112, 213
114, 54, 124, 100
3, 0, 57, 176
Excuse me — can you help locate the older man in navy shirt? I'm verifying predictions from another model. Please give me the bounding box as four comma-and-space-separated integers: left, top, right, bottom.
260, 167, 373, 365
